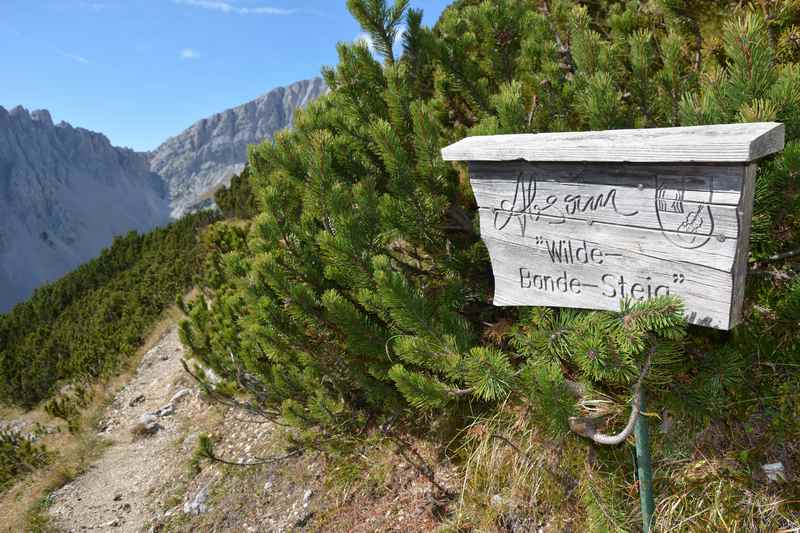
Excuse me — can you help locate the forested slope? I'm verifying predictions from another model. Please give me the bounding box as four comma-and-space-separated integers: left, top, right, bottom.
0, 211, 217, 408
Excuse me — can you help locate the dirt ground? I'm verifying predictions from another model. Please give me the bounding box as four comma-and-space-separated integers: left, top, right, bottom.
39, 326, 456, 533
46, 327, 201, 531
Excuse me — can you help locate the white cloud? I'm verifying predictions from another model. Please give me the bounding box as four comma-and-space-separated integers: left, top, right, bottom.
79, 2, 106, 10
174, 0, 295, 15
180, 48, 200, 59
56, 49, 90, 64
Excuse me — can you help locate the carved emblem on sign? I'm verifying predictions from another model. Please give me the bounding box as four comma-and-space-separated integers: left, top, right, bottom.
442, 123, 786, 330
655, 176, 716, 249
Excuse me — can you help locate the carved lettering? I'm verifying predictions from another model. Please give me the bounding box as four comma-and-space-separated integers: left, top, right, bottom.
493, 172, 639, 235
466, 160, 761, 330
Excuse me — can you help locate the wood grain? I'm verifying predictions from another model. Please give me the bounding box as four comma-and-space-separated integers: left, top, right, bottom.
468, 162, 744, 245
729, 164, 757, 328
442, 125, 786, 330
485, 236, 734, 328
477, 208, 738, 272
442, 123, 784, 163
470, 162, 748, 328
464, 161, 755, 330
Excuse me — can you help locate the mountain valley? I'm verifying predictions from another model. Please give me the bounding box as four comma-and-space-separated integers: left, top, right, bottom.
0, 77, 326, 311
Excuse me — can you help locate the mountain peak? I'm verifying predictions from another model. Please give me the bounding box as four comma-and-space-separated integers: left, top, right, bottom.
0, 76, 326, 311
30, 109, 54, 128
0, 108, 170, 312
151, 77, 327, 218
1, 106, 73, 130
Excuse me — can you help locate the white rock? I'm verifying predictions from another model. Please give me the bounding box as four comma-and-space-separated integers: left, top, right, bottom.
170, 388, 191, 403
762, 462, 786, 482
139, 413, 157, 425
154, 403, 175, 417
490, 494, 508, 509
184, 485, 210, 515
182, 432, 199, 452
138, 413, 160, 433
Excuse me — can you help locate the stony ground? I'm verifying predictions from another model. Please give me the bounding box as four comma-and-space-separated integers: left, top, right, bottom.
46, 328, 323, 532
41, 326, 456, 532
47, 327, 201, 531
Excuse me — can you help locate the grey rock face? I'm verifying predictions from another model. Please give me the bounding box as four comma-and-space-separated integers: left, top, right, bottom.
0, 105, 170, 312
150, 77, 327, 218
0, 77, 325, 312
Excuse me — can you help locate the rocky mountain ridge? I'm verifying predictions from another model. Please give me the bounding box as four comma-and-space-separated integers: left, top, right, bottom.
0, 105, 170, 312
0, 77, 326, 312
150, 77, 327, 217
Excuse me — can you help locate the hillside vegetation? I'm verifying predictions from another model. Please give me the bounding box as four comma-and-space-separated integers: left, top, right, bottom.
0, 211, 217, 408
188, 0, 800, 530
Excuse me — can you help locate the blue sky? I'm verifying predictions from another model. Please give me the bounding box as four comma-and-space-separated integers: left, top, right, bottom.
0, 0, 451, 151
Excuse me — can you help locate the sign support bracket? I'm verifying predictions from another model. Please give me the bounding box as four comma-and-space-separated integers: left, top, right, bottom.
634, 387, 655, 533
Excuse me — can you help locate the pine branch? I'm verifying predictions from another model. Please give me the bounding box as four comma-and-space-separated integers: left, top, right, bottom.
541, 0, 575, 76
180, 359, 281, 421
202, 447, 302, 467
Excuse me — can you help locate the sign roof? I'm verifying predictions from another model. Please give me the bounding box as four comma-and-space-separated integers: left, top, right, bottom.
441, 122, 785, 164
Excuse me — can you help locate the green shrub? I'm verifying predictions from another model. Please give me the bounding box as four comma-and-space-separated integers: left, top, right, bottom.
0, 430, 49, 492
178, 0, 800, 528
0, 211, 218, 407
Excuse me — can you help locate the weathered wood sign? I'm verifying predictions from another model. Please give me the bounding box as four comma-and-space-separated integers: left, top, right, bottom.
442, 123, 785, 329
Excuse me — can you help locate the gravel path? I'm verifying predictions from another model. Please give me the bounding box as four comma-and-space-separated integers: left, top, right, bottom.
48, 328, 201, 532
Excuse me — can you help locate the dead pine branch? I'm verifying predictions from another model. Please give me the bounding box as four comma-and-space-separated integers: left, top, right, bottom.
568, 349, 653, 446
753, 247, 800, 268
180, 359, 282, 423
541, 0, 575, 76
195, 430, 303, 467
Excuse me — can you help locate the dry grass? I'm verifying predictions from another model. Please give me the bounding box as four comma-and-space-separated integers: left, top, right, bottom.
311, 434, 460, 532
0, 304, 185, 532
652, 457, 800, 532
446, 400, 800, 533
447, 404, 584, 532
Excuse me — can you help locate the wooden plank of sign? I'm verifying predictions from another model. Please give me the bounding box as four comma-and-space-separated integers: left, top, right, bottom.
485, 236, 734, 328
729, 163, 757, 325
468, 162, 744, 245
466, 161, 754, 330
476, 209, 738, 272
442, 122, 785, 163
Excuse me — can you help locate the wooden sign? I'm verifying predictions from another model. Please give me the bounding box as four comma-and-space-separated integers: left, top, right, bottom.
442, 123, 785, 330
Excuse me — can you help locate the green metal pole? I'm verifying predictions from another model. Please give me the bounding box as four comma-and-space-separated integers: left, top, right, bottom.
634, 387, 655, 532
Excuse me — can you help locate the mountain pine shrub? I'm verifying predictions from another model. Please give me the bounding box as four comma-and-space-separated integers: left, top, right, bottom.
0, 211, 218, 407
0, 430, 49, 493
185, 0, 800, 529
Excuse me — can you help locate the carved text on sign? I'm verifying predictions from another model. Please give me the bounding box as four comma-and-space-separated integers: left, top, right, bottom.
466, 161, 757, 329
493, 172, 639, 232
442, 122, 785, 330
491, 171, 723, 249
